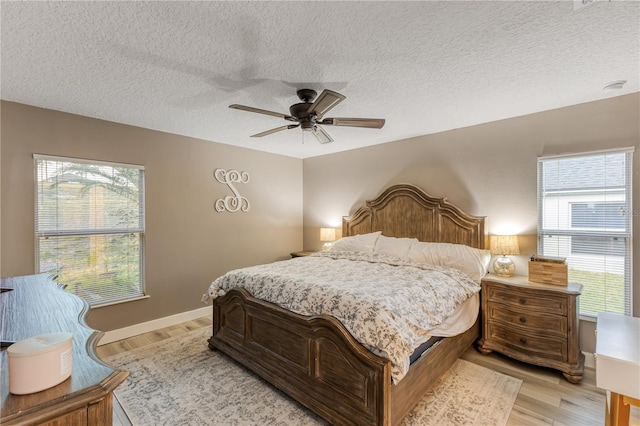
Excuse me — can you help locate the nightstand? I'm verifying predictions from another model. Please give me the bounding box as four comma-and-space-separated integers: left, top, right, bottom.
290, 251, 316, 258
478, 274, 584, 383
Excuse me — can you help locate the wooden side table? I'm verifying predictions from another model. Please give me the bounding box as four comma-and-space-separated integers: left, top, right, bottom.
478, 274, 584, 383
595, 312, 640, 426
290, 251, 316, 258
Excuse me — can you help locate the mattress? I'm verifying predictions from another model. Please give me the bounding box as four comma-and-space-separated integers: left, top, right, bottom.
409, 293, 479, 365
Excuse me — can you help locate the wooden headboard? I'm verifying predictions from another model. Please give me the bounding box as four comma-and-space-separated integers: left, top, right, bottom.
343, 184, 487, 249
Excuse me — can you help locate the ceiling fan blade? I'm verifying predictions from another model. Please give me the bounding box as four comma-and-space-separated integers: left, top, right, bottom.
230, 104, 295, 121
311, 125, 333, 144
307, 89, 345, 118
318, 117, 385, 129
251, 124, 299, 138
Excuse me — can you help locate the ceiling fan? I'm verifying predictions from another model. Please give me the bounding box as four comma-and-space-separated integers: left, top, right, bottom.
229, 89, 385, 144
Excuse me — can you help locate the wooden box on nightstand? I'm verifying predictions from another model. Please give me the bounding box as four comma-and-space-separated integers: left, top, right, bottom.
477, 274, 584, 383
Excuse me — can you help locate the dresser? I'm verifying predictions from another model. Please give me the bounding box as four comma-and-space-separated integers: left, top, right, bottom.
477, 274, 584, 383
1, 274, 128, 425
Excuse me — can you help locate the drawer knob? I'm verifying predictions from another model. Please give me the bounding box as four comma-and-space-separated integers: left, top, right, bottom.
519, 337, 527, 345
519, 317, 527, 323
519, 298, 526, 304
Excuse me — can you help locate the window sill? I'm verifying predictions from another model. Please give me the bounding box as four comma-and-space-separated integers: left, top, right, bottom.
579, 315, 596, 322
90, 294, 150, 309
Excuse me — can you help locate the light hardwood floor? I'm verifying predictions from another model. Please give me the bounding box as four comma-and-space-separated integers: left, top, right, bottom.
97, 316, 639, 426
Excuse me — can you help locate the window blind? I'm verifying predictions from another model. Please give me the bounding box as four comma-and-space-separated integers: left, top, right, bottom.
537, 148, 633, 317
34, 154, 145, 306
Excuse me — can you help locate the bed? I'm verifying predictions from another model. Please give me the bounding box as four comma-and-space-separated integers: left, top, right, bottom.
207, 184, 487, 426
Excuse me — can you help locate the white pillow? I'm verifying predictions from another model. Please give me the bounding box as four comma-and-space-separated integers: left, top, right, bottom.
329, 231, 382, 253
407, 241, 490, 282
373, 235, 418, 259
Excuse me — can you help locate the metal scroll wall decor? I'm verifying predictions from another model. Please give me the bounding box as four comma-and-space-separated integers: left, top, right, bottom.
214, 168, 250, 212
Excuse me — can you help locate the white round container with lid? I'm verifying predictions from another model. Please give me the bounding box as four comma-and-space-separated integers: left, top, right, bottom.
7, 332, 73, 394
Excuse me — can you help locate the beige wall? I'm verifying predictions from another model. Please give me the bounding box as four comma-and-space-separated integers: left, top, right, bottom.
0, 101, 303, 331
302, 93, 640, 353
3, 94, 638, 352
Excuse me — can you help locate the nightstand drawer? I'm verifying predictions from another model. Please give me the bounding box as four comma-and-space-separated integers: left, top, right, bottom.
486, 286, 567, 316
487, 322, 567, 361
488, 305, 567, 337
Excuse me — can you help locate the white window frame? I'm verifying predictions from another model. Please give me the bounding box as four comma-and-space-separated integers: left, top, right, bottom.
34, 154, 147, 307
537, 147, 633, 318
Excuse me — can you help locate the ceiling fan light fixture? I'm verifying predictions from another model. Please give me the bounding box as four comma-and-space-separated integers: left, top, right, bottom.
299, 118, 316, 131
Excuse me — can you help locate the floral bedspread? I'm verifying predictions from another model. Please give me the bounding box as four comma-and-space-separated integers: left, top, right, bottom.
204, 251, 480, 383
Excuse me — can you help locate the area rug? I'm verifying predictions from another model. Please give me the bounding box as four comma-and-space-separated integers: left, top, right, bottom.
106, 327, 521, 426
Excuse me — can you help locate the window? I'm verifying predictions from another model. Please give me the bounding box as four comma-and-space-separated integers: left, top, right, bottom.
537, 148, 633, 317
571, 203, 626, 230
35, 155, 145, 306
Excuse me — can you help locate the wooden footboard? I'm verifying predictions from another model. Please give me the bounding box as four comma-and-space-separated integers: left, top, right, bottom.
209, 288, 479, 426
210, 288, 391, 425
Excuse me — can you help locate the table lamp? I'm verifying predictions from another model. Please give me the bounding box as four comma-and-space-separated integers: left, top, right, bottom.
320, 228, 336, 251
490, 235, 520, 277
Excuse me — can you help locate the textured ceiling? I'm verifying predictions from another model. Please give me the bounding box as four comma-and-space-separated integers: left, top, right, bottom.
1, 1, 638, 159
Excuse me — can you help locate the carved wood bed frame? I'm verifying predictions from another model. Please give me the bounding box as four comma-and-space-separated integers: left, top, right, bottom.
208, 184, 487, 426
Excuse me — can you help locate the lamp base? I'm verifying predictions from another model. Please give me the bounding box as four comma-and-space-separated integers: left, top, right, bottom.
493, 255, 515, 277
322, 242, 333, 252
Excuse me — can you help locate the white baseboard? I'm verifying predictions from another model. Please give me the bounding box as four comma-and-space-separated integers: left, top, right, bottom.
97, 311, 600, 371
583, 351, 595, 369
97, 306, 211, 346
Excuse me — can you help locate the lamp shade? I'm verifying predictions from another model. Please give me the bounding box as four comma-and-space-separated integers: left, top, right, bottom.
490, 235, 520, 255
320, 228, 336, 242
